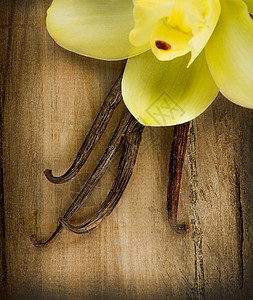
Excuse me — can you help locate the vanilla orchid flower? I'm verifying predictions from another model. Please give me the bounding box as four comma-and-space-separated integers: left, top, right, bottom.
46, 0, 253, 126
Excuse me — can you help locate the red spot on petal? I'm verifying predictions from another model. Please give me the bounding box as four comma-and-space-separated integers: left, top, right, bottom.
155, 40, 171, 51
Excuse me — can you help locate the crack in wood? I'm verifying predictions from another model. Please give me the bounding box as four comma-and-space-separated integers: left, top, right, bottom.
0, 2, 16, 296
188, 122, 205, 300
0, 166, 7, 297
0, 61, 8, 299
235, 169, 244, 289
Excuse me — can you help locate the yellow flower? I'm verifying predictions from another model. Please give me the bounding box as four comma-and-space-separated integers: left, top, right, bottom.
47, 0, 253, 126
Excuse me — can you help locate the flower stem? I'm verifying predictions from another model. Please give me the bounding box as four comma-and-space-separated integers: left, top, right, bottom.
167, 121, 190, 234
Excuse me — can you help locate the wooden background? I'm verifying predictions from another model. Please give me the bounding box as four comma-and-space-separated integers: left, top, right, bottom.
1, 1, 253, 299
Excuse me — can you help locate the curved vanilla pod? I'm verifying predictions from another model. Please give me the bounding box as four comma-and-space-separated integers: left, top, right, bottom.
60, 117, 144, 234
44, 73, 123, 184
30, 110, 132, 247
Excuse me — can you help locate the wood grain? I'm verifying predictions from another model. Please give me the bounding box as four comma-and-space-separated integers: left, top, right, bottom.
1, 1, 253, 299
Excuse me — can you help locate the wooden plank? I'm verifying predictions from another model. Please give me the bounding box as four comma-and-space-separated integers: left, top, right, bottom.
1, 1, 253, 299
0, 3, 10, 297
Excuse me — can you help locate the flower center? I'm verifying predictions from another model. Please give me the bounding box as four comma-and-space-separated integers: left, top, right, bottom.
130, 0, 221, 65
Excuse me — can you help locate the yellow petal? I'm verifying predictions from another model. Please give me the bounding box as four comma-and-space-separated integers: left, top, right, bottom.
130, 1, 174, 47
205, 0, 253, 108
187, 0, 221, 66
122, 51, 219, 126
243, 0, 253, 14
46, 0, 149, 60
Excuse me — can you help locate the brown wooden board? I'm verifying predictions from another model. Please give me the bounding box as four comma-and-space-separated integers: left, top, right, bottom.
1, 1, 253, 299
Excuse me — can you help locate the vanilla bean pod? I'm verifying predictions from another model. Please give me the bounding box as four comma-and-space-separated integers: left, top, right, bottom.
44, 73, 123, 184
30, 110, 132, 247
31, 71, 191, 246
60, 117, 144, 234
167, 121, 190, 234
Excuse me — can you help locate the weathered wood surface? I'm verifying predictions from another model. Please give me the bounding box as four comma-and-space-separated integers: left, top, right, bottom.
1, 1, 253, 299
